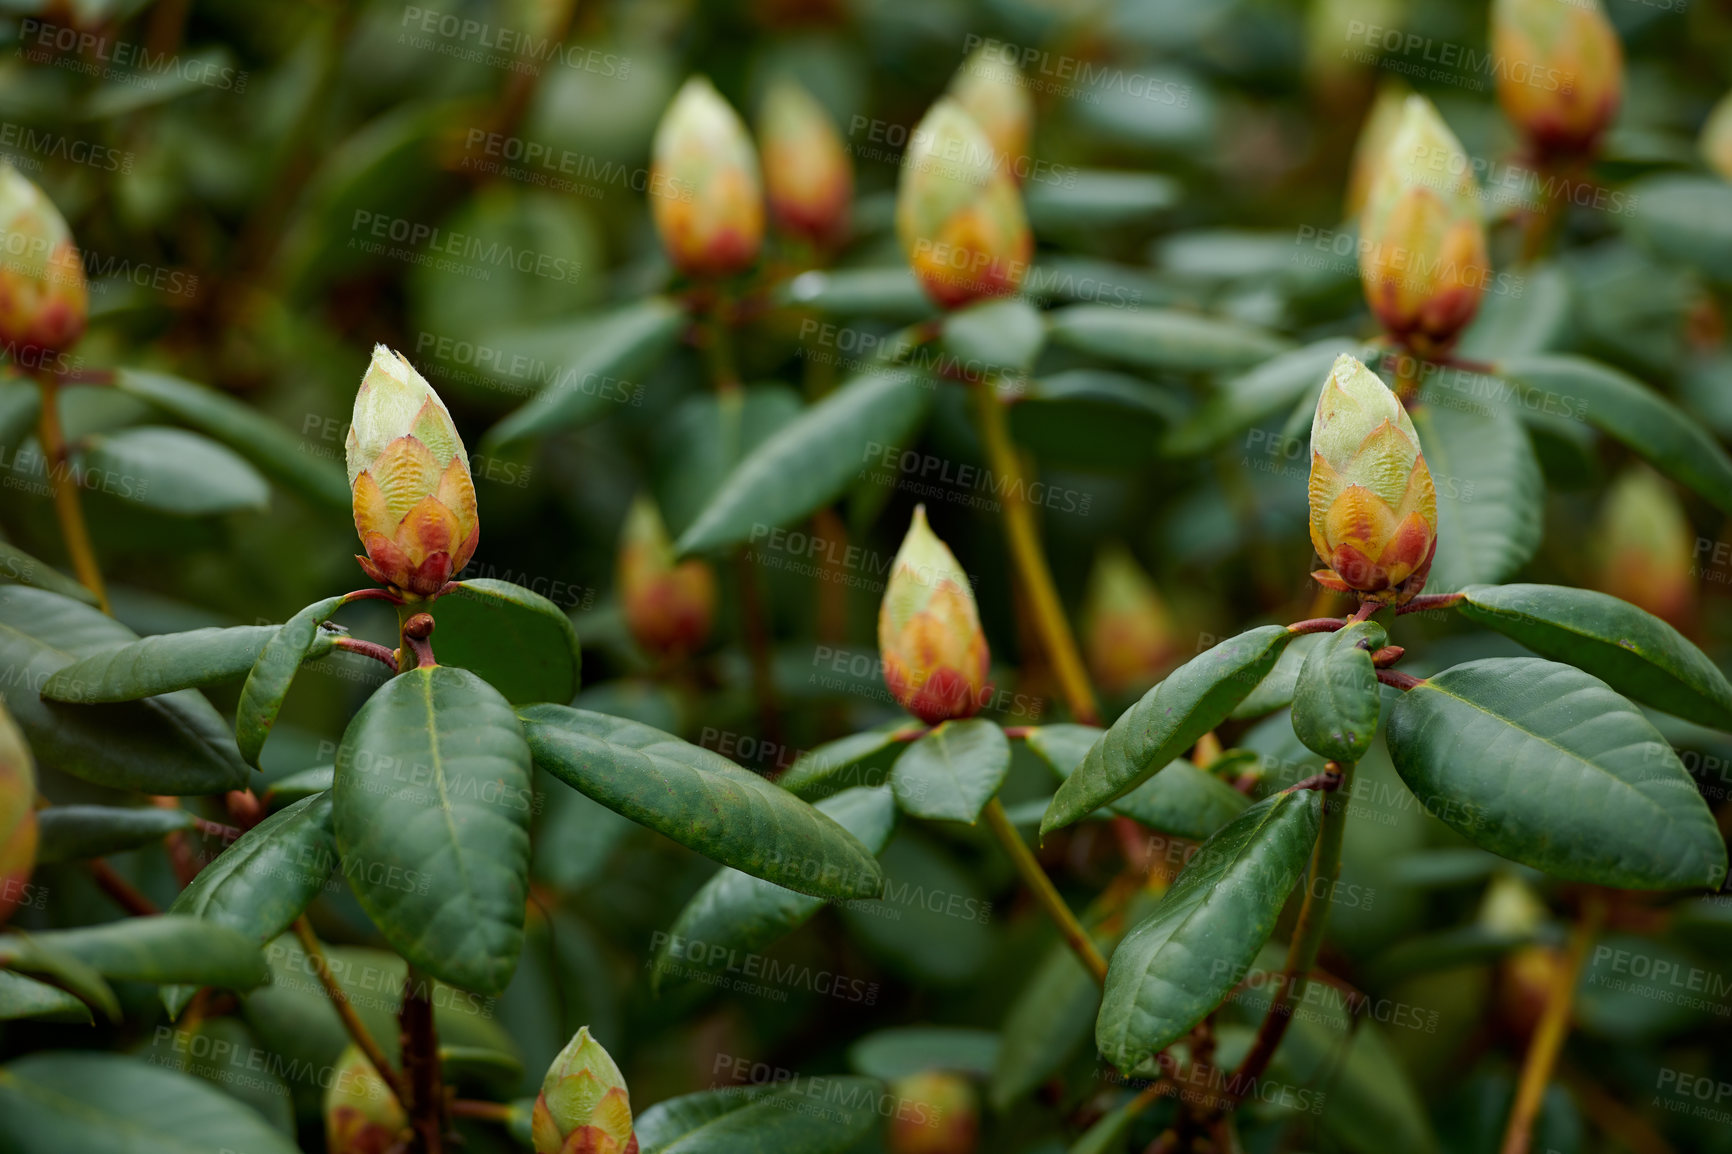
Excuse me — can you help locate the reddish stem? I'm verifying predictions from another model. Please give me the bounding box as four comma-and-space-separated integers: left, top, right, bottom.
1286, 617, 1346, 635
1397, 592, 1465, 615
334, 636, 401, 671
88, 860, 158, 916
1376, 669, 1425, 690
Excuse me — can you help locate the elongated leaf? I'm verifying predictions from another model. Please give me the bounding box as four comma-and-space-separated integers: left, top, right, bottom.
0, 937, 119, 1021
482, 297, 686, 447
1047, 305, 1291, 373
1291, 621, 1387, 762
1386, 657, 1727, 890
1497, 353, 1732, 515
0, 1051, 301, 1154
1024, 170, 1179, 230
430, 578, 581, 705
1459, 584, 1732, 731
265, 765, 334, 808
43, 624, 337, 703
0, 587, 247, 794
1097, 790, 1322, 1071
1625, 174, 1732, 283
114, 369, 350, 510
942, 298, 1046, 375
1026, 724, 1248, 841
675, 368, 934, 556
1, 916, 268, 990
0, 969, 90, 1024
653, 787, 896, 992
0, 539, 96, 604
34, 805, 196, 863
636, 1078, 883, 1154
335, 665, 533, 995
1409, 395, 1542, 593
778, 722, 918, 800
80, 426, 269, 516
848, 1026, 998, 1078
778, 266, 936, 320
1163, 338, 1360, 456
236, 593, 347, 767
1045, 626, 1295, 835
892, 718, 1009, 823
521, 704, 883, 901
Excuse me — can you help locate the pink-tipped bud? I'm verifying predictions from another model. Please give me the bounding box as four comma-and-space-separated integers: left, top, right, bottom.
651, 77, 765, 279
531, 1027, 637, 1154
1596, 466, 1695, 630
888, 1071, 979, 1154
0, 165, 86, 360
0, 701, 35, 927
878, 506, 990, 725
1084, 545, 1177, 697
618, 495, 715, 658
759, 79, 852, 249
324, 1046, 405, 1154
947, 46, 1033, 184
1491, 0, 1623, 161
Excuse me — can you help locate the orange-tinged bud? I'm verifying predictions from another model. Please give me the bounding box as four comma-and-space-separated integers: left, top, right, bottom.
324, 1046, 405, 1154
1345, 79, 1411, 219
1702, 91, 1732, 184
947, 46, 1033, 184
651, 77, 765, 279
1307, 355, 1437, 604
1358, 96, 1490, 356
346, 346, 479, 598
889, 1071, 979, 1154
1596, 466, 1695, 630
878, 506, 990, 725
1491, 0, 1622, 160
758, 79, 852, 249
531, 1027, 638, 1154
618, 495, 715, 658
1083, 545, 1176, 697
895, 100, 1032, 310
0, 165, 86, 360
0, 701, 36, 927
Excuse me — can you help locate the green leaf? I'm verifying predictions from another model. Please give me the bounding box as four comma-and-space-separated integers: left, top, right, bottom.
778, 721, 917, 800
1096, 790, 1322, 1071
778, 266, 937, 321
1023, 169, 1179, 231
0, 970, 90, 1024
675, 368, 934, 557
0, 1051, 301, 1154
79, 427, 269, 516
0, 539, 97, 604
1044, 626, 1295, 835
0, 937, 119, 1021
114, 369, 350, 511
1459, 583, 1732, 731
34, 805, 196, 863
1027, 724, 1248, 841
1625, 174, 1732, 283
43, 624, 337, 703
430, 579, 581, 705
1409, 393, 1542, 593
334, 665, 533, 995
1291, 621, 1387, 762
162, 792, 337, 1018
636, 1078, 883, 1154
236, 593, 347, 768
942, 298, 1046, 375
264, 765, 334, 808
482, 297, 686, 447
1046, 305, 1291, 374
1162, 338, 1361, 456
0, 587, 247, 794
1497, 353, 1732, 515
652, 787, 895, 992
892, 719, 1010, 823
520, 704, 883, 900
1386, 657, 1727, 890
0, 916, 268, 990
848, 1026, 998, 1079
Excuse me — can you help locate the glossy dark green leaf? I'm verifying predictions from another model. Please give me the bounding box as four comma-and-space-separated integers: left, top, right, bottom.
941, 298, 1046, 375
482, 297, 685, 447
236, 593, 347, 768
1162, 338, 1360, 456
1023, 170, 1179, 230
0, 587, 247, 794
1044, 626, 1295, 835
1007, 371, 1182, 470
521, 704, 883, 900
1097, 790, 1322, 1071
80, 426, 269, 516
652, 787, 895, 992
1386, 657, 1727, 890
43, 624, 336, 703
0, 539, 96, 604
1291, 621, 1387, 762
1625, 174, 1732, 283
430, 579, 581, 705
778, 721, 918, 800
0, 970, 90, 1024
636, 1078, 883, 1154
264, 765, 334, 808
0, 937, 119, 1021
1459, 583, 1732, 730
1, 916, 268, 990
1409, 395, 1542, 593
892, 718, 1010, 823
34, 805, 196, 863
848, 1026, 998, 1079
675, 368, 934, 557
0, 1052, 301, 1154
778, 266, 936, 321
1497, 353, 1732, 515
1047, 304, 1291, 373
1027, 724, 1248, 841
655, 385, 802, 538
335, 665, 533, 995
114, 369, 350, 510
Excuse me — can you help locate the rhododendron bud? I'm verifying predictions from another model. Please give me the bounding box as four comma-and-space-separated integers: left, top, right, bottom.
0, 701, 36, 927
618, 495, 715, 658
324, 1046, 405, 1154
1345, 80, 1410, 218
346, 346, 479, 598
1491, 0, 1622, 160
1083, 545, 1176, 697
1596, 466, 1694, 630
0, 165, 86, 360
758, 79, 852, 249
1307, 355, 1437, 604
889, 1071, 979, 1154
531, 1027, 638, 1154
947, 46, 1033, 183
1359, 96, 1490, 356
878, 506, 990, 725
651, 77, 764, 279
895, 100, 1031, 310
1702, 91, 1732, 184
